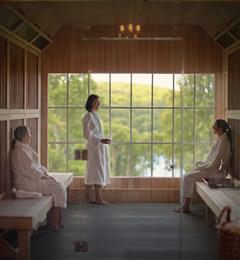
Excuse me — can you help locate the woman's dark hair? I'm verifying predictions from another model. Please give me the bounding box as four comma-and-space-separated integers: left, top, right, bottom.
85, 94, 100, 112
11, 125, 28, 149
215, 119, 232, 148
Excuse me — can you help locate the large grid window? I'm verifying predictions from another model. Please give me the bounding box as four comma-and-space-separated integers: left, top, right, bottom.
48, 73, 215, 177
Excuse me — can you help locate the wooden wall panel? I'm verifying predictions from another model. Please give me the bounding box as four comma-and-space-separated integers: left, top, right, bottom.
0, 33, 41, 198
228, 119, 240, 180
9, 42, 24, 109
0, 36, 7, 109
0, 121, 7, 196
42, 25, 222, 74
228, 49, 240, 181
69, 177, 180, 203
26, 118, 38, 152
26, 52, 38, 109
228, 49, 240, 110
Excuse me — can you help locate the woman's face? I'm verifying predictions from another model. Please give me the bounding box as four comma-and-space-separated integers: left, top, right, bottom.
22, 128, 32, 144
92, 98, 101, 111
212, 122, 224, 136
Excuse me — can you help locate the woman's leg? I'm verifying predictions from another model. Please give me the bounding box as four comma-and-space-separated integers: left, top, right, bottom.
94, 184, 109, 204
85, 184, 94, 203
47, 207, 61, 231
175, 170, 204, 213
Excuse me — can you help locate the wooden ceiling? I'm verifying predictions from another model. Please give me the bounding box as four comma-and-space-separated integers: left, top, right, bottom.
8, 1, 240, 38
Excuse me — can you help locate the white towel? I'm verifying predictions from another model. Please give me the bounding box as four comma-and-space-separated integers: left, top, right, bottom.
12, 187, 42, 199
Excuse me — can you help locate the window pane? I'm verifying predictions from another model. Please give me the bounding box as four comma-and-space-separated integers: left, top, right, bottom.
175, 74, 194, 107
132, 109, 151, 142
111, 74, 130, 107
153, 109, 172, 142
174, 144, 193, 176
174, 109, 194, 143
111, 109, 130, 142
48, 108, 67, 142
195, 109, 214, 143
68, 73, 88, 107
48, 144, 67, 172
131, 144, 151, 177
153, 74, 173, 107
90, 74, 109, 107
68, 144, 87, 176
195, 74, 214, 108
110, 144, 130, 176
174, 144, 182, 177
68, 108, 85, 142
98, 109, 110, 137
132, 74, 152, 107
153, 144, 172, 177
48, 74, 67, 107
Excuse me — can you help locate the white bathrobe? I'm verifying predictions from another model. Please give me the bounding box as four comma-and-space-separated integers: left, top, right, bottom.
183, 133, 231, 198
11, 141, 66, 208
82, 111, 111, 186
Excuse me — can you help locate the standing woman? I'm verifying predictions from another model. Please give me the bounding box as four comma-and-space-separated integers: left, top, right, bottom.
175, 119, 232, 213
82, 94, 111, 204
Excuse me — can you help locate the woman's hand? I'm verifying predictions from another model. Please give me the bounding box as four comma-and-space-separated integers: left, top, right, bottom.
100, 139, 112, 145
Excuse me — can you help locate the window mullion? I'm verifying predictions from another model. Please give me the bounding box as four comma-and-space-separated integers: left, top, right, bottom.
66, 73, 69, 173
151, 74, 153, 178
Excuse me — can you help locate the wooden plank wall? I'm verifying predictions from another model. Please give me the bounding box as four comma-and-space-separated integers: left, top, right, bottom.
228, 49, 240, 181
0, 121, 7, 200
41, 25, 223, 167
69, 177, 180, 203
0, 34, 41, 199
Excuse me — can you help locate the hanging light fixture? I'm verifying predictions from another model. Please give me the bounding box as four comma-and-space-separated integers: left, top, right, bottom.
119, 23, 141, 38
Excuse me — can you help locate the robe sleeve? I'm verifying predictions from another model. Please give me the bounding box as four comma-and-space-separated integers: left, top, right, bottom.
82, 113, 102, 146
38, 165, 48, 175
197, 137, 230, 171
15, 147, 43, 181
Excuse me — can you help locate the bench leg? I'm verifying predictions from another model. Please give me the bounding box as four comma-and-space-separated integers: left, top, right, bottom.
0, 237, 16, 257
18, 230, 31, 260
206, 206, 216, 227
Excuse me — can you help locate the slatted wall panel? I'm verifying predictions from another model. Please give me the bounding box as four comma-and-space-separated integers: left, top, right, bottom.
42, 25, 222, 74
0, 36, 7, 109
26, 118, 38, 151
26, 52, 38, 109
0, 33, 40, 198
228, 120, 240, 180
228, 49, 240, 181
9, 42, 24, 109
228, 49, 240, 110
0, 121, 7, 196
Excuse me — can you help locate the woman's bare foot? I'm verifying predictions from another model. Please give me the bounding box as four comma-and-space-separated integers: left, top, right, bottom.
174, 205, 190, 213
93, 199, 110, 205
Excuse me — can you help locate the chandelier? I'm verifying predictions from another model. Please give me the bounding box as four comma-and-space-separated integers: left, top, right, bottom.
119, 23, 141, 38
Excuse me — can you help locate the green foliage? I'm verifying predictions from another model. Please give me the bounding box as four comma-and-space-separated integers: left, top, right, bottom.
48, 73, 214, 177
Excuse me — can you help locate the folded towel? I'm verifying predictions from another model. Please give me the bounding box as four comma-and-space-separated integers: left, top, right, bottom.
12, 187, 42, 199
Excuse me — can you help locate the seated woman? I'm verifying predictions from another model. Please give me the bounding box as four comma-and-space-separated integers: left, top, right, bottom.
175, 119, 232, 213
11, 125, 66, 231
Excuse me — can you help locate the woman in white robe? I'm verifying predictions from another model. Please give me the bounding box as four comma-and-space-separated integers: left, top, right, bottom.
11, 125, 66, 230
82, 94, 111, 204
175, 119, 232, 213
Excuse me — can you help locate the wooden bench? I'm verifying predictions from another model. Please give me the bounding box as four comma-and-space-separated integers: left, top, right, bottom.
196, 182, 240, 226
0, 172, 73, 260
